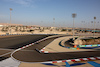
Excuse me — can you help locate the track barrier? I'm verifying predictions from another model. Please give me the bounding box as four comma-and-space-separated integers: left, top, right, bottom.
74, 44, 100, 48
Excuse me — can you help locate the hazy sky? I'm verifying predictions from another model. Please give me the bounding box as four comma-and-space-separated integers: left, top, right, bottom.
0, 0, 100, 28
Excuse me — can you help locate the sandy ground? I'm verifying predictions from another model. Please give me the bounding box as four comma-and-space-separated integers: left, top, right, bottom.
0, 31, 6, 35
0, 30, 72, 35
44, 36, 100, 52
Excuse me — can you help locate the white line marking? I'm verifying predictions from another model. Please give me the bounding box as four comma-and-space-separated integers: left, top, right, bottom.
0, 52, 12, 57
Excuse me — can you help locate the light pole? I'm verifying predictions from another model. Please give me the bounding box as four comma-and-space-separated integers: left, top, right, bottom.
41, 21, 43, 26
93, 17, 96, 37
91, 21, 93, 29
53, 18, 55, 34
9, 8, 13, 34
81, 21, 85, 33
97, 22, 99, 29
72, 13, 77, 40
53, 18, 55, 27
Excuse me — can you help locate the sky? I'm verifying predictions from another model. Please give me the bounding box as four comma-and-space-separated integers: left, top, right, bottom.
0, 0, 100, 28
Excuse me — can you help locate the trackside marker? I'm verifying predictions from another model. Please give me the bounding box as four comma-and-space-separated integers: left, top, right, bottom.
42, 57, 100, 63
66, 60, 71, 62
57, 61, 62, 63
80, 59, 84, 61
83, 58, 88, 61
90, 57, 96, 60
52, 61, 57, 63
97, 57, 100, 59
62, 60, 67, 62
71, 59, 75, 62
75, 59, 81, 61
87, 58, 92, 60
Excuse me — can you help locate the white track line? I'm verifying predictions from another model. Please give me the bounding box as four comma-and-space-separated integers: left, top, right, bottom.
0, 52, 12, 57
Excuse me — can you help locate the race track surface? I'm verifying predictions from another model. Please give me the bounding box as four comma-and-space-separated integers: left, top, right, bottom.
0, 34, 51, 61
11, 35, 100, 63
0, 35, 50, 49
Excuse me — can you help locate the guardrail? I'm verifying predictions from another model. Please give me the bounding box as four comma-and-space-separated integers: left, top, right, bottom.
0, 33, 58, 36
75, 44, 100, 48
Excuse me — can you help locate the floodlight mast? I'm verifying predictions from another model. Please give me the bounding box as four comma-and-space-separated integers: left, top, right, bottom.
93, 17, 96, 37
53, 18, 55, 27
72, 13, 77, 40
9, 8, 13, 34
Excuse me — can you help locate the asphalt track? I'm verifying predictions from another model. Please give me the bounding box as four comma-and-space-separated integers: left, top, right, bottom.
0, 35, 50, 49
0, 34, 51, 61
11, 35, 100, 63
